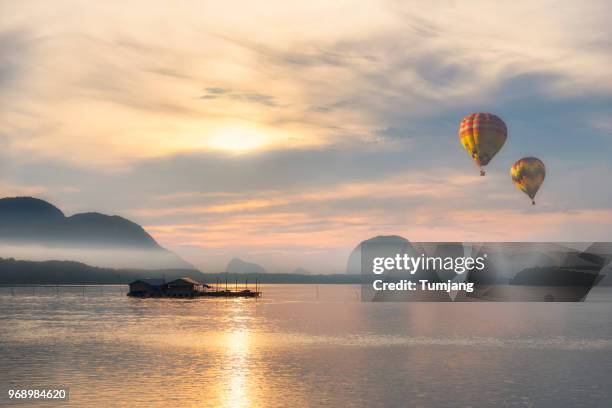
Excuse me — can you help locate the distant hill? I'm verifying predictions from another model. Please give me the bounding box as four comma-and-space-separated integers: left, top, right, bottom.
346, 235, 412, 274
0, 197, 159, 248
467, 242, 612, 285
0, 257, 361, 285
0, 257, 204, 285
0, 197, 191, 269
201, 272, 362, 284
346, 235, 450, 301
509, 267, 603, 286
226, 258, 267, 274
291, 267, 311, 275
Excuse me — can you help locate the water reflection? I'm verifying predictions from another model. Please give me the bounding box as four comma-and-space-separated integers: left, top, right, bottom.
225, 317, 251, 407
0, 285, 611, 407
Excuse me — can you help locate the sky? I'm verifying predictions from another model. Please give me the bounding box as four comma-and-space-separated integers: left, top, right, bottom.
1, 0, 611, 273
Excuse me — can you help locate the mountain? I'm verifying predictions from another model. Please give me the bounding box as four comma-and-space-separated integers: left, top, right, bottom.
0, 197, 191, 269
226, 257, 267, 274
0, 257, 204, 285
0, 197, 159, 248
201, 272, 362, 284
467, 242, 612, 285
346, 235, 412, 274
291, 267, 311, 275
0, 256, 363, 284
347, 235, 448, 301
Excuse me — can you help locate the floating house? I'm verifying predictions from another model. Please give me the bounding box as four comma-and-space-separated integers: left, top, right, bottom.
165, 277, 208, 296
128, 278, 165, 297
128, 277, 259, 298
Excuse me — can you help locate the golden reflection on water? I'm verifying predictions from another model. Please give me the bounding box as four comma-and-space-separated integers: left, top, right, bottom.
224, 329, 250, 408
207, 300, 309, 408
3, 286, 610, 407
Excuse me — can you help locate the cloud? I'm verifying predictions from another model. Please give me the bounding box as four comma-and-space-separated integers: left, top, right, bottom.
0, 30, 25, 90
200, 87, 279, 107
1, 1, 611, 272
231, 92, 278, 107
589, 114, 612, 133
205, 87, 230, 94
1, 0, 611, 164
2, 140, 611, 272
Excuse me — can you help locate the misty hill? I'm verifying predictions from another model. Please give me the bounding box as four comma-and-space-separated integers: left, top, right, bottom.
347, 235, 442, 283
0, 257, 204, 285
0, 197, 158, 248
226, 258, 267, 274
346, 235, 412, 274
291, 267, 311, 275
468, 242, 612, 285
0, 257, 362, 285
347, 235, 448, 301
201, 272, 362, 284
0, 197, 190, 269
509, 267, 603, 286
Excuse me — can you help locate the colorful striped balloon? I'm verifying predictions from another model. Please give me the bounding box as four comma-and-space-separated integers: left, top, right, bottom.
459, 113, 507, 176
511, 157, 546, 205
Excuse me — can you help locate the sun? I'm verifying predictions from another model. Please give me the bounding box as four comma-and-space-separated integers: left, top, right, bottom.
208, 125, 269, 153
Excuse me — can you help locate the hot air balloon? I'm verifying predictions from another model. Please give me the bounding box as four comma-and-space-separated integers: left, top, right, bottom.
511, 157, 545, 205
458, 113, 507, 176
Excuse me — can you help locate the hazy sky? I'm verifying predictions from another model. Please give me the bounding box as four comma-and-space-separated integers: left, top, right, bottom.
1, 1, 611, 273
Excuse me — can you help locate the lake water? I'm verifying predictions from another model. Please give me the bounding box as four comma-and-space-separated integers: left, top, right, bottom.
1, 284, 611, 407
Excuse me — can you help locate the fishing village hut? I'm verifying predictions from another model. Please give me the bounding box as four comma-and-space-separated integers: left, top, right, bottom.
128, 278, 165, 297
127, 277, 259, 298
164, 277, 210, 297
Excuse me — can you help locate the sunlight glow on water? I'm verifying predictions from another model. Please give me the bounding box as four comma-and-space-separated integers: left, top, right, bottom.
1, 284, 611, 407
